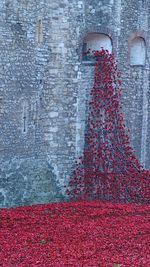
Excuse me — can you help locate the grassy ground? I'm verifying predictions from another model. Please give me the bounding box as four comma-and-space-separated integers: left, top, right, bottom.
0, 200, 150, 266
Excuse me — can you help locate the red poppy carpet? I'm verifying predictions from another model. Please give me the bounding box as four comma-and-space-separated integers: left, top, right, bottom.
0, 200, 150, 266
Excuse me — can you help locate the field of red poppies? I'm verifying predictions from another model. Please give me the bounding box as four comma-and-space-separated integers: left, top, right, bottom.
0, 200, 150, 267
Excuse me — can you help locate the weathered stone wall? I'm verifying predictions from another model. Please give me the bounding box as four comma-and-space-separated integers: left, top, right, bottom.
0, 0, 149, 207
117, 0, 150, 169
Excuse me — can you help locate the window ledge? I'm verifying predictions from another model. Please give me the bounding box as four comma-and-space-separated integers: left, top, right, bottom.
130, 64, 145, 67
81, 61, 95, 66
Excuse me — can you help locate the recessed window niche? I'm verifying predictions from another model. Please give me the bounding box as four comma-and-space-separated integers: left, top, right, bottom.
82, 33, 112, 63
130, 37, 146, 66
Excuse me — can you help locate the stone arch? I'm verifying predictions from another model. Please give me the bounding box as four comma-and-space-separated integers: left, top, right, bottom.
130, 37, 146, 66
82, 33, 112, 61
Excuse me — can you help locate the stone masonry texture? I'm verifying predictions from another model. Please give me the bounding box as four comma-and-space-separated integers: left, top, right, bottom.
0, 0, 149, 207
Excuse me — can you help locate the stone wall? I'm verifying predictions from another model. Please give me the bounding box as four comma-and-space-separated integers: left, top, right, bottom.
0, 0, 149, 207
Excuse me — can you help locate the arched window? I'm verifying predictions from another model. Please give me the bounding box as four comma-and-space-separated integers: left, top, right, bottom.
130, 37, 146, 66
82, 33, 112, 62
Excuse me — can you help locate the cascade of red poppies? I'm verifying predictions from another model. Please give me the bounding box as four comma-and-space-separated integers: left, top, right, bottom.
66, 49, 150, 204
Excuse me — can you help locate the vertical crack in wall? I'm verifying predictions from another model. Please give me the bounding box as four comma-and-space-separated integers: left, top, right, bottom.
141, 68, 149, 167
114, 0, 122, 36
